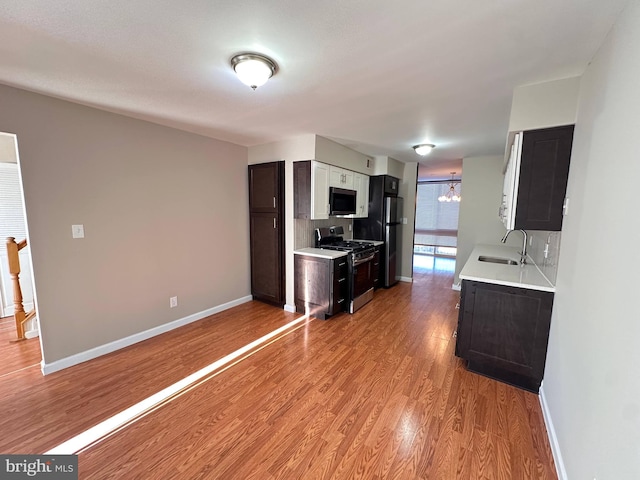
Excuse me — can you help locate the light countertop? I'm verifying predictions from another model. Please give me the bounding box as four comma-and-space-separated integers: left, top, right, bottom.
459, 244, 555, 292
294, 248, 348, 260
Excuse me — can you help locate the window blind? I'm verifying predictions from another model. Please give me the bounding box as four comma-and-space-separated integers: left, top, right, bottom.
414, 182, 461, 248
0, 162, 27, 241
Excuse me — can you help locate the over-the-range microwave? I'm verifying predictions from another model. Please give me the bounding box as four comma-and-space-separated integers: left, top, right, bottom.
329, 187, 357, 216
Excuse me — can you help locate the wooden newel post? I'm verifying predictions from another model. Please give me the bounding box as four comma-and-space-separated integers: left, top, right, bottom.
6, 237, 27, 341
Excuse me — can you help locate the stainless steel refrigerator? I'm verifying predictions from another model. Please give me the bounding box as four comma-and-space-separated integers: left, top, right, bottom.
354, 175, 403, 288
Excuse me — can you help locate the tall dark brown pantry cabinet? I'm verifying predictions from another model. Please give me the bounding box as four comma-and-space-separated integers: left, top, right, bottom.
248, 162, 285, 306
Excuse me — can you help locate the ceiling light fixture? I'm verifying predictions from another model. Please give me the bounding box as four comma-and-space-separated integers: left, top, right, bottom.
413, 144, 436, 156
438, 172, 461, 203
230, 53, 278, 90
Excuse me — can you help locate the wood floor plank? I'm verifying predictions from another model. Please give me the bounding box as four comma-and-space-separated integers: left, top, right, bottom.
0, 262, 557, 479
0, 316, 41, 377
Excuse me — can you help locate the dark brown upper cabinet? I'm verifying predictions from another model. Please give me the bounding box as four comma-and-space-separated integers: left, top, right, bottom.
515, 125, 574, 231
249, 162, 282, 213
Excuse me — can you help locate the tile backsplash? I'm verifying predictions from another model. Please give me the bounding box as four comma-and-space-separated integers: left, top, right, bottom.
295, 217, 353, 249
527, 230, 562, 285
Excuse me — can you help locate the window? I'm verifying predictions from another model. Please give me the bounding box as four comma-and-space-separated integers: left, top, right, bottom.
0, 162, 27, 240
414, 182, 461, 256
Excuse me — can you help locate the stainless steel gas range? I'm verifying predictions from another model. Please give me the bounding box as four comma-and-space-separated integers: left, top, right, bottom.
315, 226, 376, 313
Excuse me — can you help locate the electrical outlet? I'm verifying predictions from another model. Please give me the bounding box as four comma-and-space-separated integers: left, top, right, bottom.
71, 224, 85, 238
169, 296, 178, 308
348, 223, 352, 231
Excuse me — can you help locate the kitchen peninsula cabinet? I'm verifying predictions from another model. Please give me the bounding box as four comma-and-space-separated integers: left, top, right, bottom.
456, 279, 554, 393
294, 252, 348, 320
248, 161, 285, 306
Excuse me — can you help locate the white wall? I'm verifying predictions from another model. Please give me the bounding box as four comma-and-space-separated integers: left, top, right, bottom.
0, 84, 250, 366
398, 162, 418, 280
508, 76, 580, 133
314, 136, 374, 174
0, 133, 17, 162
543, 2, 640, 478
454, 156, 509, 284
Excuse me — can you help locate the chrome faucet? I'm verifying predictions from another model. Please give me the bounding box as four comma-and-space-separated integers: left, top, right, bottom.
501, 229, 528, 264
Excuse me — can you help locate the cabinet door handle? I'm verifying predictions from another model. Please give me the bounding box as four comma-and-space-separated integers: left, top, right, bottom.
273, 218, 277, 229
273, 196, 276, 208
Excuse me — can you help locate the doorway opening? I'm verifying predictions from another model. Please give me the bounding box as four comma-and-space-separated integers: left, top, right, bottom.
0, 132, 42, 375
413, 179, 461, 274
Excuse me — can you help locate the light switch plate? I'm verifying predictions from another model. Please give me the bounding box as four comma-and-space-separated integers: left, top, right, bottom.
402, 217, 408, 225
72, 224, 85, 239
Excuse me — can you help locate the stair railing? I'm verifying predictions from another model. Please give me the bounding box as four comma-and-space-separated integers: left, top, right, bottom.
5, 237, 36, 342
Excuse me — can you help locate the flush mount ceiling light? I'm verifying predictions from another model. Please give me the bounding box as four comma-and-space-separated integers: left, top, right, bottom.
438, 172, 461, 203
413, 143, 436, 156
230, 53, 278, 90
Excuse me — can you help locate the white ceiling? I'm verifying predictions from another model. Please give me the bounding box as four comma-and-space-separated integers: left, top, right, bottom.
0, 0, 628, 180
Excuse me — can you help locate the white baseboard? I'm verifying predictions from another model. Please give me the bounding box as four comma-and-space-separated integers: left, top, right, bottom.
284, 304, 296, 313
451, 283, 461, 291
41, 295, 253, 376
539, 385, 567, 480
397, 276, 413, 283
25, 328, 39, 339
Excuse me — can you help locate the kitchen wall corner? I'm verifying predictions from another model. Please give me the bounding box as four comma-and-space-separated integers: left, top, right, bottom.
397, 161, 418, 280
527, 230, 562, 284
294, 217, 353, 250
455, 155, 506, 284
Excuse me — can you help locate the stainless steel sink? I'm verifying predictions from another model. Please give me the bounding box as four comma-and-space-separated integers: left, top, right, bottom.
478, 255, 519, 265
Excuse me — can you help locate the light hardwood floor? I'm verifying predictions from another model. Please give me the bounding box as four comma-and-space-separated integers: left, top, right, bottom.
0, 262, 556, 479
0, 316, 41, 377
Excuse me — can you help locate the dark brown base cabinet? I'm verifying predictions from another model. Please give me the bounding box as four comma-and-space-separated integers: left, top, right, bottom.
455, 280, 554, 393
372, 246, 381, 289
294, 254, 348, 320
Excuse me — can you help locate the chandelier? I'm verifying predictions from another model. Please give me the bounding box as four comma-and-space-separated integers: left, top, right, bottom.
438, 172, 461, 202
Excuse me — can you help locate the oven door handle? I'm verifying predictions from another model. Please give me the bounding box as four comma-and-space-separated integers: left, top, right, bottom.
352, 252, 375, 266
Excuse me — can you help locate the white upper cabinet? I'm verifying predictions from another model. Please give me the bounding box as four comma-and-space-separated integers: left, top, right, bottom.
353, 172, 369, 218
329, 166, 354, 190
499, 132, 522, 230
294, 160, 369, 221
